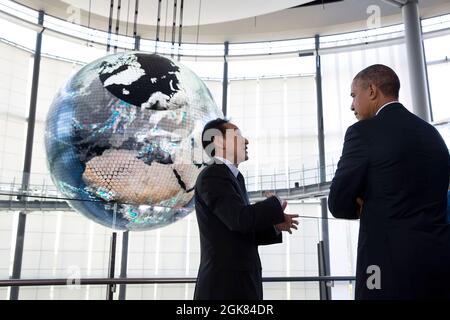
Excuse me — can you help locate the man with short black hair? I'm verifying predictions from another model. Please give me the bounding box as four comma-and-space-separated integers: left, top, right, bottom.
329, 64, 450, 299
193, 118, 299, 300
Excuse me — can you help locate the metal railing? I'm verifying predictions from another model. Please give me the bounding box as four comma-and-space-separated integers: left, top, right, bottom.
0, 238, 356, 300
244, 163, 338, 192
0, 276, 355, 287
0, 276, 356, 300
0, 162, 339, 211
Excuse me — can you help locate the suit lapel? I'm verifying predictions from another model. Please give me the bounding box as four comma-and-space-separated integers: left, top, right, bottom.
236, 173, 250, 205
208, 160, 249, 205
223, 166, 249, 205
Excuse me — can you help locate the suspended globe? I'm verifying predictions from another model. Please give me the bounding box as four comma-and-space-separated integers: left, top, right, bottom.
45, 52, 222, 231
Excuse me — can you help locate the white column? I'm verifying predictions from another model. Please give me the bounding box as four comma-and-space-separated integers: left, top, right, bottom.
403, 0, 431, 121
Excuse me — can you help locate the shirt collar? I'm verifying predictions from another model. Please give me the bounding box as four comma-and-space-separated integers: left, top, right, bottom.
376, 101, 398, 116
214, 156, 240, 178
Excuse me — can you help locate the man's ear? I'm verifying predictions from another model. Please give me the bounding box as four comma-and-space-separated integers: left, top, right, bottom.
214, 135, 224, 152
368, 84, 378, 100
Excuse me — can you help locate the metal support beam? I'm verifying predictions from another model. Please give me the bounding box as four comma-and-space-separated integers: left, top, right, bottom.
155, 0, 162, 42
177, 0, 184, 61
315, 34, 332, 300
10, 10, 44, 300
106, 0, 114, 52
118, 231, 129, 300
222, 41, 229, 117
320, 198, 331, 280
107, 203, 118, 300
317, 241, 332, 300
107, 232, 117, 300
421, 20, 433, 122
403, 0, 431, 121
170, 0, 178, 58
134, 35, 140, 50
113, 0, 121, 53
315, 35, 326, 183
132, 0, 139, 46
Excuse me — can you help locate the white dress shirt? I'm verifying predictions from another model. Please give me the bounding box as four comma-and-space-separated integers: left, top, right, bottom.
376, 101, 398, 116
214, 156, 240, 178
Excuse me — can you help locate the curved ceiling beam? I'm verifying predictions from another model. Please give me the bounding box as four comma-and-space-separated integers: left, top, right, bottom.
59, 0, 314, 26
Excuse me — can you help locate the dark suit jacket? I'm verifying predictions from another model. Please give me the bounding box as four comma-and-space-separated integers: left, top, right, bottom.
447, 190, 450, 222
329, 103, 450, 300
193, 159, 284, 300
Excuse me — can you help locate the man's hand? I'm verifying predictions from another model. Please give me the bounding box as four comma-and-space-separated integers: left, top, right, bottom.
275, 213, 299, 234
356, 197, 364, 218
264, 191, 286, 210
265, 191, 298, 233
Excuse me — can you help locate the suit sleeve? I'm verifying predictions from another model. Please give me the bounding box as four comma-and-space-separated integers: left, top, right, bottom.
328, 125, 369, 219
255, 227, 282, 246
198, 170, 285, 234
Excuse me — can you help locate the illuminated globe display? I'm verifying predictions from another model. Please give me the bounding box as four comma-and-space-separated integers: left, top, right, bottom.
45, 52, 222, 231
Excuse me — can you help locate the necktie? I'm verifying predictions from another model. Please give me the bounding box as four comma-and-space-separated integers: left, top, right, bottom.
236, 172, 250, 205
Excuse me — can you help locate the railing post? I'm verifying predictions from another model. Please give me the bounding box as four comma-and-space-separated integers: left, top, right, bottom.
118, 231, 129, 300
331, 158, 335, 181
287, 167, 291, 194
302, 164, 305, 187
107, 232, 117, 300
273, 169, 276, 191
107, 203, 118, 300
222, 41, 229, 116
317, 160, 320, 185
315, 34, 331, 299
317, 240, 332, 300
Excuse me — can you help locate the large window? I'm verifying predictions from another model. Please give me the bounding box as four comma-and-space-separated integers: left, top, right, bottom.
424, 33, 450, 122
321, 42, 413, 168
30, 56, 82, 186
0, 41, 31, 184
228, 55, 318, 190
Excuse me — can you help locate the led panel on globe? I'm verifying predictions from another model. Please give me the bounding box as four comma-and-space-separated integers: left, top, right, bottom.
45, 52, 222, 231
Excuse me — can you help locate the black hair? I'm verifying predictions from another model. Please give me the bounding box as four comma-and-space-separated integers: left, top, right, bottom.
353, 64, 400, 99
201, 118, 230, 157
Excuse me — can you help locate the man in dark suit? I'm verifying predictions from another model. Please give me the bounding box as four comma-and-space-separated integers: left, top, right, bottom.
194, 118, 299, 300
329, 64, 450, 299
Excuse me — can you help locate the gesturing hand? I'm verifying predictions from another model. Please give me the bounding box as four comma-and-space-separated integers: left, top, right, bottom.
275, 213, 299, 234
264, 191, 298, 233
